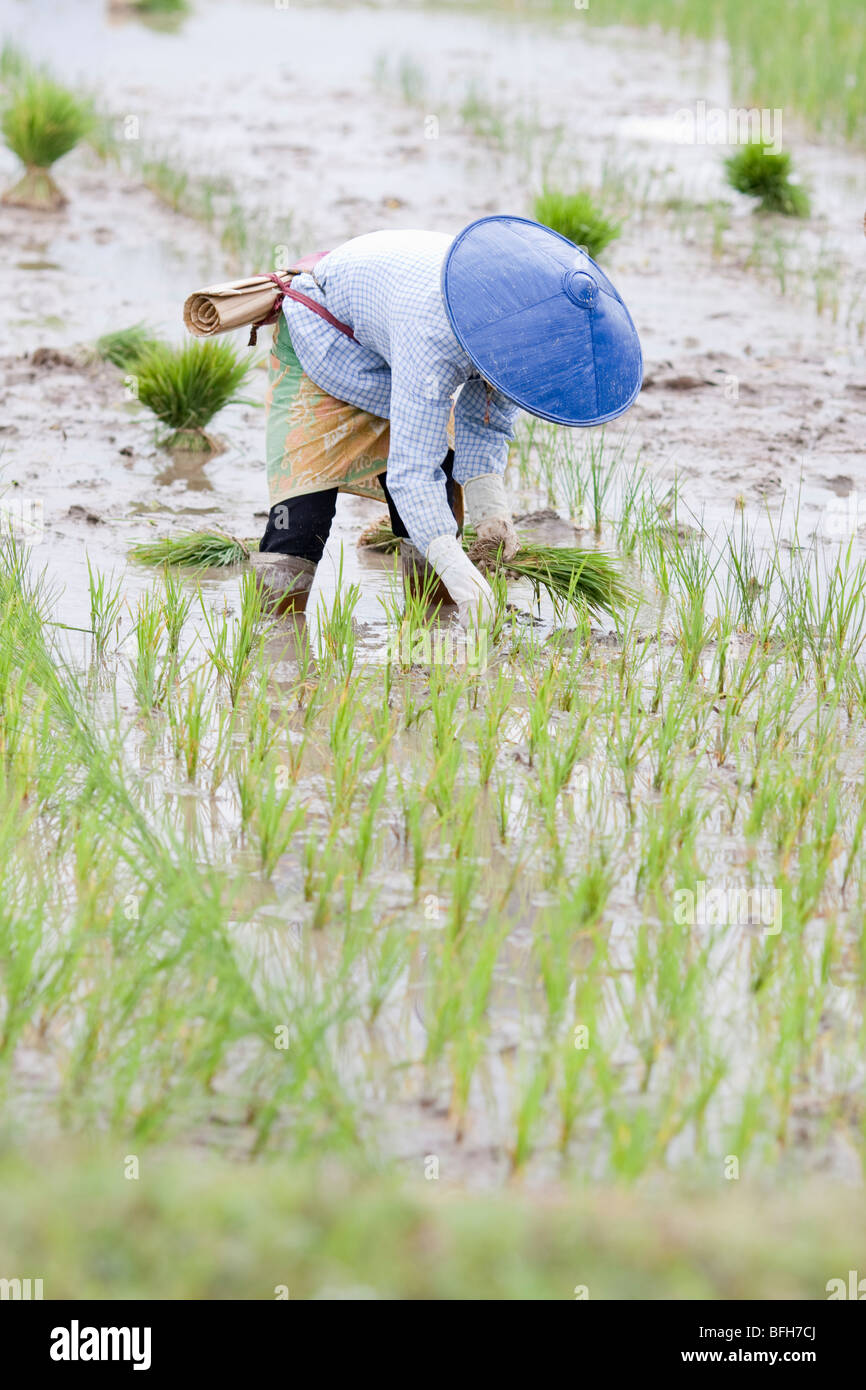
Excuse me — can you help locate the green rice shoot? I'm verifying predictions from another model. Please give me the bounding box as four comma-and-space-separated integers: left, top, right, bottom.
724, 140, 811, 217
533, 188, 622, 260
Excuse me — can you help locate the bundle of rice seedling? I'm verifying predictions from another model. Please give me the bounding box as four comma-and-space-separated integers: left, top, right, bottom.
132, 339, 254, 451
1, 71, 94, 210
724, 141, 811, 217
360, 517, 633, 620
478, 539, 631, 620
533, 189, 622, 260
130, 529, 255, 570
96, 322, 160, 370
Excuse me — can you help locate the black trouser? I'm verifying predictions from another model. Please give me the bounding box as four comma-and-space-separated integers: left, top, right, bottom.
260, 450, 459, 564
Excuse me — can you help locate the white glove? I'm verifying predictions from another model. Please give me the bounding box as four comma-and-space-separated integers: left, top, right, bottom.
463, 474, 519, 559
425, 534, 496, 629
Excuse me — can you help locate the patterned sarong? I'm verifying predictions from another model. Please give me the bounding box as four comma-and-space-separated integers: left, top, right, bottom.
265, 315, 390, 508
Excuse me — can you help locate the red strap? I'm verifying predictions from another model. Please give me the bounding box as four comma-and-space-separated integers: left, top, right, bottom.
248, 252, 355, 345
282, 284, 356, 340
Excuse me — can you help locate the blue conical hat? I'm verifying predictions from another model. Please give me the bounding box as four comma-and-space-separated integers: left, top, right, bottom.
442, 215, 642, 426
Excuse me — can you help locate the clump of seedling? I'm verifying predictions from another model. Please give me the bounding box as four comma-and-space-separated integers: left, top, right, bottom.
724, 140, 811, 217
533, 188, 621, 260
1, 70, 94, 211
132, 339, 254, 451
96, 323, 160, 371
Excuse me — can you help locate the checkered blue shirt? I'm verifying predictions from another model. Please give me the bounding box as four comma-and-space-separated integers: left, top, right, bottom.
281, 229, 520, 553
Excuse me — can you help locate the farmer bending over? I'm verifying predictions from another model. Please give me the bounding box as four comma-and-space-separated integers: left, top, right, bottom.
255, 215, 642, 624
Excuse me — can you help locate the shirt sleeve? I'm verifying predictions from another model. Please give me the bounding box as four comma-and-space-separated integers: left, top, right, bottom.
384, 325, 464, 553
452, 378, 520, 484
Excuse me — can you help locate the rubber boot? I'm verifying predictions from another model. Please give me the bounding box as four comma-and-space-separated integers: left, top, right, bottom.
250, 552, 316, 615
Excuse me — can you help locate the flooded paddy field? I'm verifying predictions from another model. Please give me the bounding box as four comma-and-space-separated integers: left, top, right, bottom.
1, 0, 866, 1299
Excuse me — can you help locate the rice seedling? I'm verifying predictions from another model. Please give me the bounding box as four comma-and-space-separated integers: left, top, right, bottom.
710, 200, 731, 258
140, 157, 191, 214
769, 232, 791, 294
167, 662, 211, 782
812, 243, 843, 321
199, 573, 267, 709
84, 109, 121, 164
585, 428, 625, 534
398, 55, 427, 106
447, 916, 508, 1139
669, 532, 719, 679
472, 674, 514, 786
458, 82, 508, 148
371, 52, 428, 107
724, 140, 811, 217
352, 766, 388, 882
220, 200, 253, 260
131, 339, 254, 451
1, 70, 94, 210
254, 772, 304, 878
314, 554, 361, 675
533, 188, 622, 259
599, 150, 663, 222
96, 322, 160, 371
130, 588, 168, 714
328, 681, 369, 813
86, 558, 123, 661
158, 567, 194, 666
509, 1045, 554, 1174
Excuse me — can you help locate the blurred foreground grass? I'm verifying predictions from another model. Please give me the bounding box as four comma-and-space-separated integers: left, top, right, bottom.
0, 1144, 861, 1299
